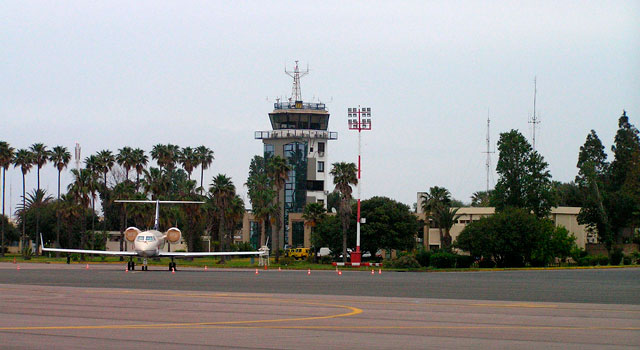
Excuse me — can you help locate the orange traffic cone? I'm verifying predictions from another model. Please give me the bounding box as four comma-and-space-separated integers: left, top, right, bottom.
17, 265, 20, 270
13, 257, 16, 264
278, 267, 281, 271
86, 264, 89, 270
204, 265, 208, 270
125, 267, 128, 273
378, 268, 382, 274
371, 269, 374, 275
338, 270, 342, 275
264, 264, 267, 270
255, 269, 259, 275
171, 267, 175, 274
307, 269, 311, 275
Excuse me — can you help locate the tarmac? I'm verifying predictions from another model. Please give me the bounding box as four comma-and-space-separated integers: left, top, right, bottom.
1, 263, 639, 349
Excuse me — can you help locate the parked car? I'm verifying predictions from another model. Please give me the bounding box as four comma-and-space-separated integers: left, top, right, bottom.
288, 247, 310, 260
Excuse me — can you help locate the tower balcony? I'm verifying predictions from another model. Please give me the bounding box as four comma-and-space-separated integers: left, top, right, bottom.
254, 129, 338, 140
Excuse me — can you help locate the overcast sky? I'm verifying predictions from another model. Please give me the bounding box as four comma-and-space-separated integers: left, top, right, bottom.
2, 0, 639, 215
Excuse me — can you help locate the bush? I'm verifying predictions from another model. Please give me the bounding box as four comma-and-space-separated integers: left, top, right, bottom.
478, 258, 496, 268
383, 255, 420, 269
610, 249, 623, 265
623, 255, 632, 265
430, 251, 456, 268
455, 255, 475, 268
415, 249, 431, 267
597, 255, 610, 266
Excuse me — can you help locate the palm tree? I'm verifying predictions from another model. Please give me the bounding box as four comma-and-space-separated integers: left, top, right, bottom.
179, 147, 197, 180
131, 148, 148, 190
266, 156, 291, 262
49, 146, 71, 200
116, 146, 135, 180
330, 162, 358, 262
0, 141, 15, 256
303, 202, 326, 258
245, 156, 275, 246
210, 174, 237, 258
30, 143, 50, 192
13, 149, 34, 253
16, 189, 53, 255
164, 144, 180, 171
195, 146, 214, 194
430, 206, 461, 249
49, 145, 71, 253
95, 150, 115, 188
151, 144, 167, 170
142, 167, 168, 200
68, 168, 92, 254
421, 186, 451, 214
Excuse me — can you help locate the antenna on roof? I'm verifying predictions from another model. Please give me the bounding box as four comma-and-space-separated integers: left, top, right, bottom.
528, 77, 540, 151
285, 60, 309, 101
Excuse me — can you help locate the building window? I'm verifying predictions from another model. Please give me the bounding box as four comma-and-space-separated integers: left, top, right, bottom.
318, 142, 325, 154
264, 144, 274, 159
318, 161, 324, 172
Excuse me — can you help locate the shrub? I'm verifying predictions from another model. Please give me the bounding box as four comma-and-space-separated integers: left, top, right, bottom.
414, 249, 431, 267
384, 255, 420, 269
597, 255, 610, 266
455, 255, 475, 268
478, 258, 496, 268
430, 251, 456, 268
623, 255, 632, 265
610, 249, 624, 265
279, 257, 293, 266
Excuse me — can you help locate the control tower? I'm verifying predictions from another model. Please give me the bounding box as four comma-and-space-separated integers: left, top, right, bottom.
255, 61, 337, 248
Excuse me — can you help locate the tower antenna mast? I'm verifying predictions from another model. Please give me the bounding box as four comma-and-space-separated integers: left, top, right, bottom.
528, 77, 540, 151
285, 60, 309, 101
483, 109, 495, 193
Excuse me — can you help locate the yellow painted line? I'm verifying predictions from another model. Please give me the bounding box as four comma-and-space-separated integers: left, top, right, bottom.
184, 325, 640, 331
0, 296, 362, 331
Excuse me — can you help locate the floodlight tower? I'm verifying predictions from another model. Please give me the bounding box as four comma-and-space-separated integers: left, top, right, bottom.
347, 106, 372, 264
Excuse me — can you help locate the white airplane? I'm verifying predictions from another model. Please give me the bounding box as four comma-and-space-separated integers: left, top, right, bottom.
41, 200, 268, 271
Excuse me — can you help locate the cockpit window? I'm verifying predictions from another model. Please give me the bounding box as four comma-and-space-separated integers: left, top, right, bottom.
145, 236, 156, 241
136, 236, 145, 242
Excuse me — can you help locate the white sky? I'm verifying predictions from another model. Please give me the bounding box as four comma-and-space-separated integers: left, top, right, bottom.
1, 0, 639, 215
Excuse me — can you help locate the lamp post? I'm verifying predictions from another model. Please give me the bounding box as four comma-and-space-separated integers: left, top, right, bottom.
347, 106, 371, 264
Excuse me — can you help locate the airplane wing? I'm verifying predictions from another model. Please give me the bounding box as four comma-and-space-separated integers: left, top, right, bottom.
158, 251, 267, 258
40, 234, 138, 256
40, 246, 138, 256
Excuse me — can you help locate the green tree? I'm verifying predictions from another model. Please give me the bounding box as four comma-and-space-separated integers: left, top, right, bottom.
195, 146, 214, 194
29, 143, 51, 254
266, 156, 291, 262
330, 162, 358, 262
116, 146, 135, 180
359, 196, 418, 254
455, 207, 576, 267
131, 148, 148, 190
16, 189, 54, 249
49, 146, 71, 200
68, 169, 92, 253
0, 141, 15, 256
210, 174, 237, 256
491, 130, 555, 217
179, 146, 197, 180
576, 130, 613, 248
552, 181, 583, 207
303, 202, 326, 257
470, 190, 491, 207
13, 149, 34, 253
245, 155, 275, 246
421, 186, 459, 249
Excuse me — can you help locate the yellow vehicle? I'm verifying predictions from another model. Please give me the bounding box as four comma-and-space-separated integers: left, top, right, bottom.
285, 247, 310, 260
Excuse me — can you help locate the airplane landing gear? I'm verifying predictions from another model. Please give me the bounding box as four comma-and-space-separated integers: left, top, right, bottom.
142, 258, 148, 271
127, 260, 136, 271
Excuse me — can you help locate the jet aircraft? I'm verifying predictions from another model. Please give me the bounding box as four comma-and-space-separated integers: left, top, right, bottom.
41, 200, 268, 271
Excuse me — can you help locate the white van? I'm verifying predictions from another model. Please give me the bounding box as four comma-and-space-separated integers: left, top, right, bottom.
317, 247, 332, 257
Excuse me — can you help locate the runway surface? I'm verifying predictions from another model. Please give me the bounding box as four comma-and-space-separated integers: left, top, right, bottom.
1, 263, 639, 349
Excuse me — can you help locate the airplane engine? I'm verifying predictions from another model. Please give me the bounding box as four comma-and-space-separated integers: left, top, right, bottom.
165, 227, 181, 244
124, 227, 141, 242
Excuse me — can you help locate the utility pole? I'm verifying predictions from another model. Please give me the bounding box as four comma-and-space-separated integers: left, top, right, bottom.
347, 106, 372, 264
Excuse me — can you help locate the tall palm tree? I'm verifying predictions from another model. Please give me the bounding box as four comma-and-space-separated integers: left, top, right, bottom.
30, 143, 50, 192
245, 156, 275, 246
330, 162, 358, 263
179, 147, 197, 180
13, 149, 34, 253
302, 202, 326, 257
421, 186, 451, 214
164, 144, 180, 172
150, 144, 167, 170
430, 206, 461, 249
49, 146, 71, 200
16, 189, 53, 255
131, 148, 148, 190
116, 146, 135, 180
95, 150, 115, 188
142, 167, 168, 200
210, 174, 237, 257
266, 156, 291, 262
49, 146, 70, 253
195, 146, 214, 194
68, 168, 92, 254
0, 141, 15, 256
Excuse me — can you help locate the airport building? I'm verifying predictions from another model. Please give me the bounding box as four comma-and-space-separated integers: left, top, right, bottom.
252, 62, 337, 249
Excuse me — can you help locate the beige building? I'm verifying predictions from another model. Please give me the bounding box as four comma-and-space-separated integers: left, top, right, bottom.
240, 211, 312, 249
417, 206, 595, 250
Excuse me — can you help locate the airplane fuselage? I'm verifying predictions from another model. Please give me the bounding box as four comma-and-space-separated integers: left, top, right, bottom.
133, 230, 166, 257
